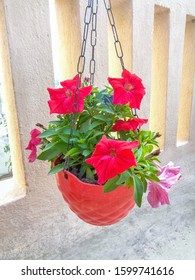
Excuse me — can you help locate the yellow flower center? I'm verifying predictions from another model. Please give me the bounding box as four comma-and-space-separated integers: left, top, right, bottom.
124, 83, 133, 91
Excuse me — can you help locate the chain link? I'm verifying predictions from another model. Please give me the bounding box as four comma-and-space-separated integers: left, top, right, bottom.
77, 0, 93, 78
64, 0, 93, 174
103, 0, 125, 70
89, 0, 98, 85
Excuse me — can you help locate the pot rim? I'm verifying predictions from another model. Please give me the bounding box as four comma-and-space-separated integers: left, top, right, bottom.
54, 157, 103, 188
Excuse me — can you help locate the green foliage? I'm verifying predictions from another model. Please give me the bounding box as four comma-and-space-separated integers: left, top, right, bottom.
48, 163, 64, 175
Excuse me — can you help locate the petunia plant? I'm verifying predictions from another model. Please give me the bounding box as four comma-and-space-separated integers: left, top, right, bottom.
26, 69, 181, 208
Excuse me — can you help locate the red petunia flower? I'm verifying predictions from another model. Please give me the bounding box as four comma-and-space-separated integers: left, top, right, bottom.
47, 75, 92, 114
113, 118, 148, 131
60, 74, 81, 88
26, 129, 42, 162
85, 135, 139, 184
108, 69, 145, 109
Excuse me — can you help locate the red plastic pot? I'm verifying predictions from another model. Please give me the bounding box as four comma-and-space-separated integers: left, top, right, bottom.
55, 168, 135, 226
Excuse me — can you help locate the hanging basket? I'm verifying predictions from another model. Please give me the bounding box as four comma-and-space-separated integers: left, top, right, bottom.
54, 160, 135, 226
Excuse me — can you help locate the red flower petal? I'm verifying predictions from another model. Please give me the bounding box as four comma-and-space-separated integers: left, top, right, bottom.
47, 87, 66, 100
26, 129, 41, 162
26, 129, 41, 148
60, 74, 81, 88
122, 69, 142, 85
113, 118, 148, 131
28, 146, 37, 163
25, 141, 34, 150
48, 99, 67, 114
48, 77, 92, 115
80, 85, 93, 98
30, 129, 41, 138
112, 88, 129, 105
48, 96, 84, 114
108, 77, 125, 89
108, 69, 146, 109
113, 120, 130, 131
85, 136, 139, 184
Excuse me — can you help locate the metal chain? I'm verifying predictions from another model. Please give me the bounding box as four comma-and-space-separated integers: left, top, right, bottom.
89, 0, 98, 85
64, 0, 137, 174
103, 0, 125, 70
103, 0, 139, 118
132, 108, 139, 119
77, 0, 93, 80
63, 0, 93, 175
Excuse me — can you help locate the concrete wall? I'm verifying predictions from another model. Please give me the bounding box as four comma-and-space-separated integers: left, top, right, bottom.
0, 0, 195, 259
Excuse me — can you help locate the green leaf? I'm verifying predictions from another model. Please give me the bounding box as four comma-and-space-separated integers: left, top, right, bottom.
132, 174, 144, 207
97, 106, 115, 114
78, 143, 88, 149
116, 171, 130, 185
141, 176, 148, 193
49, 120, 63, 125
93, 115, 110, 122
103, 175, 120, 193
42, 142, 56, 152
82, 150, 92, 157
86, 167, 95, 181
77, 138, 87, 144
48, 163, 64, 175
139, 161, 148, 169
54, 142, 67, 154
38, 129, 57, 138
56, 127, 70, 134
58, 134, 78, 144
37, 141, 67, 160
145, 144, 154, 154
135, 146, 143, 162
125, 176, 134, 188
89, 121, 103, 130
145, 173, 160, 182
150, 156, 161, 163
58, 134, 69, 143
78, 165, 87, 179
80, 119, 91, 132
37, 147, 61, 161
148, 140, 159, 146
87, 131, 104, 141
65, 147, 81, 158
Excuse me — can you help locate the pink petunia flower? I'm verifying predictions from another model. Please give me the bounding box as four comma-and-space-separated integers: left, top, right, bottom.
113, 118, 148, 131
47, 74, 92, 114
85, 135, 139, 185
108, 69, 145, 109
26, 129, 42, 162
147, 162, 182, 208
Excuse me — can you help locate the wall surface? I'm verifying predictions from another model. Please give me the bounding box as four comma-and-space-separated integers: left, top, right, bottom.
0, 0, 195, 260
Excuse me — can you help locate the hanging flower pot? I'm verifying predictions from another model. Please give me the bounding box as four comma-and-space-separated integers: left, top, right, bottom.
54, 158, 135, 226
26, 0, 181, 226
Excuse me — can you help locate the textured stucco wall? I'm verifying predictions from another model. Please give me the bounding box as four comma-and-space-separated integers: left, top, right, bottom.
0, 0, 25, 204
0, 0, 65, 249
0, 0, 195, 259
2, 0, 55, 190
